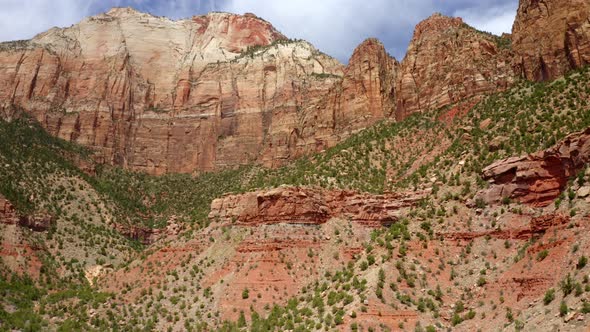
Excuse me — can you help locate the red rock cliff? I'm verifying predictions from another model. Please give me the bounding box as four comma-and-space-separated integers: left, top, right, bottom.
3, 1, 590, 174
395, 13, 515, 119
0, 9, 347, 174
322, 38, 397, 133
512, 0, 590, 81
476, 127, 590, 207
0, 9, 405, 174
209, 186, 428, 227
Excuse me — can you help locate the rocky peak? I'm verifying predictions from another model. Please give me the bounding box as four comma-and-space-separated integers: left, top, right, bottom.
512, 0, 590, 81
347, 38, 396, 71
294, 37, 397, 159
3, 2, 590, 175
105, 6, 143, 17
411, 13, 464, 40
190, 12, 286, 50
338, 37, 398, 121
395, 14, 515, 119
0, 7, 345, 174
349, 38, 388, 58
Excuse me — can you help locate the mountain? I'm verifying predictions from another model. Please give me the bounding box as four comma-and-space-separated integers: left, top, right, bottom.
0, 8, 398, 175
2, 0, 590, 331
395, 13, 515, 119
512, 0, 590, 81
1, 1, 589, 175
0, 9, 339, 174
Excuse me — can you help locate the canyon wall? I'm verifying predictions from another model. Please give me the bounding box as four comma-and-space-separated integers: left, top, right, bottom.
0, 0, 589, 174
395, 14, 515, 119
512, 0, 590, 81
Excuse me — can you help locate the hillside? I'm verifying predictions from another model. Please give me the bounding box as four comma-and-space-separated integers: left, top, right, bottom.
2, 61, 590, 332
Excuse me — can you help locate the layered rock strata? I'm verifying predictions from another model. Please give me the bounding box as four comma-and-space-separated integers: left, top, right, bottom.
2, 1, 590, 174
395, 13, 515, 119
209, 186, 429, 227
477, 127, 590, 207
512, 0, 590, 81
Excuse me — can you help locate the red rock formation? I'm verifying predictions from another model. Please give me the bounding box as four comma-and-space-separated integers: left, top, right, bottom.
476, 127, 590, 206
0, 196, 20, 224
311, 39, 397, 136
0, 14, 405, 175
395, 13, 515, 119
113, 217, 183, 244
208, 186, 428, 227
258, 38, 399, 167
0, 195, 53, 231
209, 187, 330, 225
512, 0, 590, 81
0, 9, 347, 174
3, 3, 590, 175
441, 214, 570, 241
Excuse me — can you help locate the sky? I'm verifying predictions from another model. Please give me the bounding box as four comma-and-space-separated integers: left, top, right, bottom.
0, 0, 519, 62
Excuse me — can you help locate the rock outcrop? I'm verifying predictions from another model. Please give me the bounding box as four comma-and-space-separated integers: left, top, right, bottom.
18, 214, 54, 232
209, 186, 428, 227
395, 13, 515, 119
441, 214, 570, 241
0, 195, 20, 224
512, 0, 590, 81
0, 9, 405, 174
0, 195, 54, 231
476, 127, 590, 207
113, 217, 183, 244
317, 39, 397, 133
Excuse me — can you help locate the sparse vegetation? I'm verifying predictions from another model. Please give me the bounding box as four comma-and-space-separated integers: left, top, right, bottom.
3, 44, 590, 331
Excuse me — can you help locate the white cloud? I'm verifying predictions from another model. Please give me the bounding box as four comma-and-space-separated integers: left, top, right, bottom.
0, 0, 93, 41
0, 0, 518, 62
221, 0, 431, 62
454, 2, 518, 36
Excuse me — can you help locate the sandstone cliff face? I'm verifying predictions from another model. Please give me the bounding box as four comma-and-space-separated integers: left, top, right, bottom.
209, 186, 428, 227
0, 8, 405, 174
3, 2, 590, 175
129, 40, 344, 172
0, 8, 347, 174
315, 39, 397, 134
476, 127, 590, 207
395, 13, 515, 119
512, 0, 590, 81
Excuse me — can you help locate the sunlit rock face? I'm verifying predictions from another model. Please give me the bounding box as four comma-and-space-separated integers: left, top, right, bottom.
395, 13, 515, 120
512, 0, 590, 81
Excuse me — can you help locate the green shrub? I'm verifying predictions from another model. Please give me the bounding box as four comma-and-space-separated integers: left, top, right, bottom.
559, 301, 568, 317
537, 250, 549, 261
242, 288, 249, 299
577, 256, 587, 269
543, 289, 555, 305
